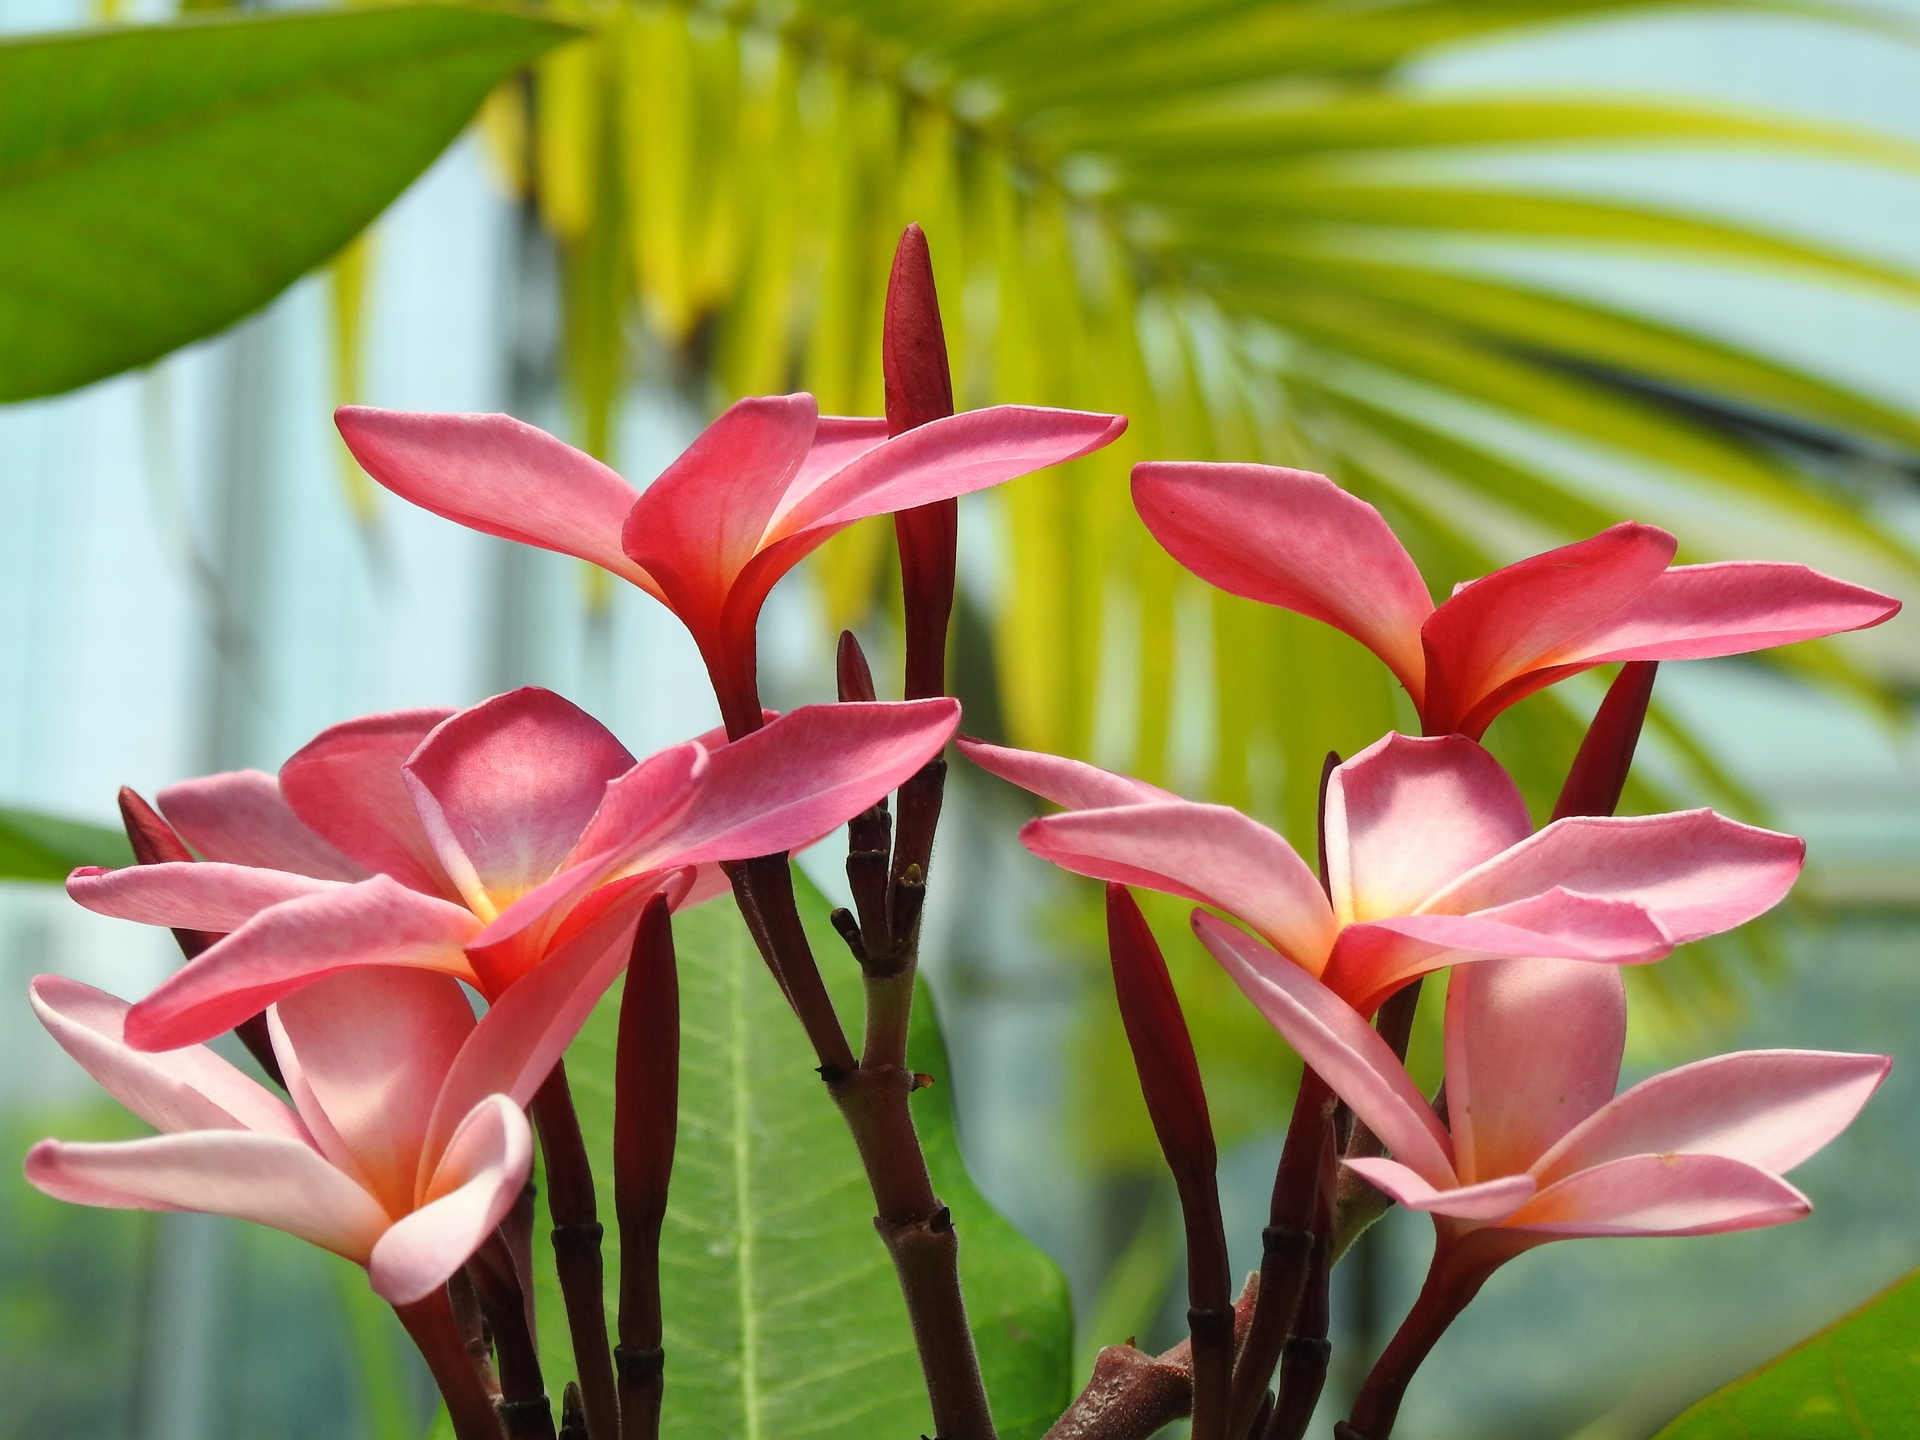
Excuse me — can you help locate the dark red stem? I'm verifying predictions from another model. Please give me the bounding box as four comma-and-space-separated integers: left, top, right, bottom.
395, 1289, 507, 1440
1228, 1067, 1337, 1440
1105, 885, 1231, 1440
531, 1064, 618, 1440
615, 895, 679, 1440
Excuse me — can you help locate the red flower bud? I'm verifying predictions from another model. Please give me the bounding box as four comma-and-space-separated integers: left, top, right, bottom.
1552, 660, 1658, 821
884, 224, 958, 702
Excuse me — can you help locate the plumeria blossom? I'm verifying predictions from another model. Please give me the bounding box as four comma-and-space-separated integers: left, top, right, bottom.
1227, 950, 1886, 1321
960, 730, 1802, 1017
71, 686, 959, 1051
23, 956, 633, 1305
1132, 462, 1901, 739
338, 394, 1125, 737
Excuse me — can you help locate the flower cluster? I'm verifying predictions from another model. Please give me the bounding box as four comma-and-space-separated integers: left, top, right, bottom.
21, 228, 1898, 1440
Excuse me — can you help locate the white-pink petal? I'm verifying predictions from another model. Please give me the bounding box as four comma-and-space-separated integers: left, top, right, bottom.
1532, 1049, 1890, 1189
67, 862, 344, 933
24, 1132, 391, 1262
159, 770, 368, 882
1024, 802, 1336, 969
1429, 810, 1803, 943
1444, 959, 1627, 1186
1194, 912, 1456, 1188
1132, 462, 1433, 700
1341, 1158, 1536, 1222
273, 969, 478, 1219
124, 876, 482, 1051
369, 1095, 534, 1305
957, 738, 1178, 810
29, 975, 305, 1141
1503, 1152, 1810, 1238
334, 407, 657, 593
280, 708, 460, 900
1326, 734, 1532, 923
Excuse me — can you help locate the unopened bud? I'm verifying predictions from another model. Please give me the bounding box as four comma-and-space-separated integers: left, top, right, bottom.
1553, 660, 1657, 820
884, 224, 958, 702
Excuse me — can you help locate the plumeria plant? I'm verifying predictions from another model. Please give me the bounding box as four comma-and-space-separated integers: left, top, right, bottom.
20, 227, 1903, 1440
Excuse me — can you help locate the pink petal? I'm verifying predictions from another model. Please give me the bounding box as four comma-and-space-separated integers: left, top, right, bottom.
334, 407, 656, 593
1342, 1158, 1536, 1222
773, 405, 1128, 538
640, 699, 962, 869
1132, 462, 1433, 700
29, 975, 305, 1141
1420, 523, 1675, 737
67, 862, 344, 932
1533, 1049, 1890, 1189
24, 1132, 390, 1262
782, 416, 893, 512
1430, 810, 1803, 944
1193, 912, 1456, 1188
273, 969, 478, 1219
1325, 734, 1531, 924
1502, 1152, 1810, 1238
124, 876, 482, 1051
1444, 959, 1627, 1186
423, 884, 648, 1172
369, 1095, 533, 1305
1549, 562, 1901, 666
1322, 890, 1669, 1014
403, 689, 636, 916
619, 394, 820, 639
280, 709, 460, 900
1024, 803, 1336, 970
158, 770, 367, 881
268, 1007, 375, 1194
956, 738, 1178, 810
464, 744, 705, 993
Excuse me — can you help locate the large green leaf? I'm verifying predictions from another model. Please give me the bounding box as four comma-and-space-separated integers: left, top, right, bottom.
0, 3, 575, 401
0, 806, 131, 881
535, 868, 1072, 1439
1653, 1265, 1920, 1438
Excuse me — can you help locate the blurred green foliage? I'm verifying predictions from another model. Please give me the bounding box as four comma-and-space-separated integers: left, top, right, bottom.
0, 3, 575, 401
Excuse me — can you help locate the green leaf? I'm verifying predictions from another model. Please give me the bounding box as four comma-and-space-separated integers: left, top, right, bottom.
0, 3, 576, 401
1653, 1264, 1920, 1438
536, 867, 1072, 1439
0, 806, 132, 881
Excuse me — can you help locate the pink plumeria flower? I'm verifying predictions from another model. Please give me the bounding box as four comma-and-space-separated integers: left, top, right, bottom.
1133, 462, 1900, 739
24, 952, 634, 1305
71, 687, 958, 1051
338, 395, 1126, 738
961, 731, 1802, 1017
1228, 951, 1886, 1387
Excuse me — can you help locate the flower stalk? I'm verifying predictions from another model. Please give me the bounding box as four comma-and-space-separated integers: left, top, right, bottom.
396, 1288, 507, 1440
1104, 884, 1232, 1440
531, 1064, 618, 1440
615, 894, 680, 1440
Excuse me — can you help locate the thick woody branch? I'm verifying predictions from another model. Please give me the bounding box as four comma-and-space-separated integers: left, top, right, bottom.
732, 855, 994, 1440
1044, 1275, 1260, 1440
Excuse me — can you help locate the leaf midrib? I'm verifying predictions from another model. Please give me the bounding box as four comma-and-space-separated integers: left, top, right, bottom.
728, 934, 764, 1440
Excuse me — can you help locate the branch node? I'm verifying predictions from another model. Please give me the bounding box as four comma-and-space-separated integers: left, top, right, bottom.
615, 1345, 665, 1381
